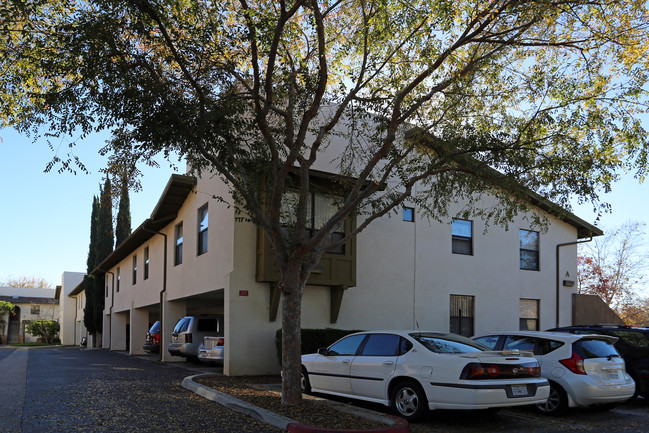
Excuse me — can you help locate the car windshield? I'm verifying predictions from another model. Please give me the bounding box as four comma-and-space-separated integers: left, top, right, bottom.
411, 333, 487, 354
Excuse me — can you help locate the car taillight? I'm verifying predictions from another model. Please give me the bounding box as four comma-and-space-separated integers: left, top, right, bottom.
460, 362, 540, 379
154, 334, 160, 344
560, 352, 586, 375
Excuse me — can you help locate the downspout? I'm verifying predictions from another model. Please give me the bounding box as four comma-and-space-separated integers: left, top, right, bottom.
73, 296, 77, 346
104, 271, 115, 350
555, 236, 592, 328
142, 224, 167, 362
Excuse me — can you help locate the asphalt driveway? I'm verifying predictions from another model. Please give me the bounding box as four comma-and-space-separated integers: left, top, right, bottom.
0, 346, 279, 433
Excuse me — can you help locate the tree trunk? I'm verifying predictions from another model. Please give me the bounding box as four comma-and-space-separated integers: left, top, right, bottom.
280, 275, 305, 406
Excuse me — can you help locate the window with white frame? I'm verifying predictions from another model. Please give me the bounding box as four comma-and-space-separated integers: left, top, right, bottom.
132, 255, 137, 284
197, 204, 208, 256
174, 222, 184, 266
403, 207, 414, 222
520, 298, 540, 331
520, 229, 540, 270
452, 219, 473, 255
144, 246, 149, 280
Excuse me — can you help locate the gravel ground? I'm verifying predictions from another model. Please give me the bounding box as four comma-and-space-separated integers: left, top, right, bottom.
194, 375, 392, 430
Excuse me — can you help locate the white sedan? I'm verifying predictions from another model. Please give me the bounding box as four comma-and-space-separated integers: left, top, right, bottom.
301, 330, 550, 421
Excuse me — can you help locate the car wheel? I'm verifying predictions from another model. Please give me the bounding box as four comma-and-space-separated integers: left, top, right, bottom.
536, 382, 568, 415
301, 367, 312, 395
391, 380, 428, 422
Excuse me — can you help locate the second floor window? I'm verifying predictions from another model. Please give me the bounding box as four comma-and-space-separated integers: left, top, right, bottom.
520, 229, 540, 271
117, 267, 121, 292
144, 247, 149, 280
175, 222, 184, 266
281, 191, 345, 254
451, 219, 473, 255
31, 305, 40, 315
197, 204, 208, 256
132, 255, 137, 284
403, 207, 414, 222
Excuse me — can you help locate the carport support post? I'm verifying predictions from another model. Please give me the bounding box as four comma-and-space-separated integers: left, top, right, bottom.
130, 308, 148, 355
162, 299, 186, 363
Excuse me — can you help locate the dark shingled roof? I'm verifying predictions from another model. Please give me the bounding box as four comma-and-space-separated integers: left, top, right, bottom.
0, 295, 58, 305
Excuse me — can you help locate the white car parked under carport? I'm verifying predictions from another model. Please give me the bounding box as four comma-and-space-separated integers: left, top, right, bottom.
301, 330, 550, 421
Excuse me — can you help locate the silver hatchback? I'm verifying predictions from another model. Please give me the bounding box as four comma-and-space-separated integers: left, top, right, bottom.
473, 331, 635, 414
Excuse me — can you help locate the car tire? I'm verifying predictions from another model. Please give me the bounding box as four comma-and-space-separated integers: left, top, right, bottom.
301, 367, 312, 395
390, 380, 428, 422
536, 382, 568, 415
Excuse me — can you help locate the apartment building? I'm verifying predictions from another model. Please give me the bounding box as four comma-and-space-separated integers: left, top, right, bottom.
90, 161, 601, 375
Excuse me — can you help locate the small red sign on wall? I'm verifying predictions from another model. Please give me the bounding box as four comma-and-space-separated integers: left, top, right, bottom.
239, 290, 249, 297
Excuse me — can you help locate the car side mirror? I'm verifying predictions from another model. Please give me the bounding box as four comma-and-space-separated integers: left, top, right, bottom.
317, 347, 329, 356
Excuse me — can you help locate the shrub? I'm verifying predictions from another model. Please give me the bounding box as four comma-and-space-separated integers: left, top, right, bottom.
26, 320, 60, 344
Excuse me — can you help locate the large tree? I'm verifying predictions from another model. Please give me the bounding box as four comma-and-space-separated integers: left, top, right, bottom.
83, 195, 100, 336
83, 180, 114, 341
2, 0, 648, 405
1, 276, 52, 289
578, 221, 648, 311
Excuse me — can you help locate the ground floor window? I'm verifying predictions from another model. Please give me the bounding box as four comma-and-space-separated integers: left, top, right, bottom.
520, 298, 540, 331
449, 294, 475, 337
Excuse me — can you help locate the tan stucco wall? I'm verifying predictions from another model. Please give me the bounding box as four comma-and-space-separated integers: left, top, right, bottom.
59, 271, 85, 345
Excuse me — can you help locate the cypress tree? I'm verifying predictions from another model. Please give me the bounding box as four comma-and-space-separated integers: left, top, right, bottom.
83, 178, 115, 341
96, 177, 114, 261
93, 177, 114, 334
83, 195, 100, 336
115, 176, 131, 246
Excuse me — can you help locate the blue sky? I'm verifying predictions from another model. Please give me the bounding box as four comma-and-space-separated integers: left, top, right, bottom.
0, 128, 180, 287
0, 127, 647, 290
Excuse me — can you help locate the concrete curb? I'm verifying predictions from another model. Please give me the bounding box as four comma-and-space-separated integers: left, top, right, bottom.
181, 373, 295, 430
182, 373, 411, 432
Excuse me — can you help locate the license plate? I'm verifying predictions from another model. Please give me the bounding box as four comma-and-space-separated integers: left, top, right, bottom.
607, 371, 621, 380
511, 385, 528, 397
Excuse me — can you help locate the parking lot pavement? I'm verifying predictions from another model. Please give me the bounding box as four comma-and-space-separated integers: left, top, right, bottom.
406, 400, 649, 433
9, 346, 278, 433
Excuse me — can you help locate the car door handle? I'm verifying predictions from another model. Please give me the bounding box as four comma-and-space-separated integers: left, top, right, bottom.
383, 361, 394, 366
342, 359, 351, 364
